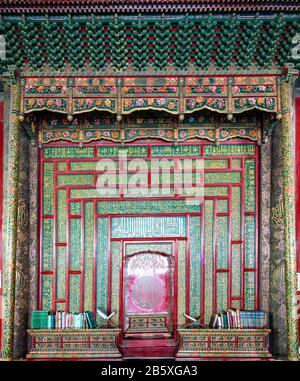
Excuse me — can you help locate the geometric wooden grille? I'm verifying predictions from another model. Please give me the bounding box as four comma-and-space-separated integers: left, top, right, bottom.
39, 141, 259, 325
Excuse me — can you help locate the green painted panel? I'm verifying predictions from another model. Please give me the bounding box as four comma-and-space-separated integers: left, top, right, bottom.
204, 159, 228, 169
97, 200, 200, 215
183, 183, 204, 200
111, 241, 121, 325
84, 202, 94, 312
231, 186, 241, 241
70, 202, 81, 215
217, 273, 228, 312
57, 174, 95, 186
69, 274, 81, 313
151, 145, 201, 157
124, 187, 176, 198
56, 246, 66, 300
72, 186, 228, 199
231, 300, 241, 309
71, 161, 97, 171
205, 172, 241, 184
42, 218, 53, 271
111, 216, 186, 238
232, 244, 242, 297
125, 243, 173, 256
56, 303, 66, 311
204, 144, 256, 157
57, 161, 67, 171
216, 216, 229, 269
96, 172, 120, 199
218, 199, 228, 213
57, 189, 67, 242
178, 241, 186, 326
69, 160, 121, 172
97, 218, 109, 313
149, 162, 204, 189
204, 187, 228, 197
70, 188, 113, 199
42, 275, 52, 311
151, 170, 176, 185
244, 272, 255, 310
97, 173, 120, 184
43, 146, 94, 158
189, 217, 201, 318
43, 162, 54, 215
70, 218, 81, 271
177, 158, 205, 169
244, 215, 256, 268
231, 159, 241, 168
204, 200, 214, 325
97, 146, 148, 158
244, 159, 256, 212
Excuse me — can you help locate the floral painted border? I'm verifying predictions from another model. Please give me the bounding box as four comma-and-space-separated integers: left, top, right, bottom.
21, 75, 280, 115
233, 85, 276, 94
73, 98, 116, 113
25, 84, 68, 96
24, 98, 68, 113
234, 97, 276, 111
122, 98, 179, 113
42, 129, 80, 143
123, 86, 178, 95
40, 127, 258, 145
74, 86, 117, 96
185, 97, 227, 112
185, 85, 227, 95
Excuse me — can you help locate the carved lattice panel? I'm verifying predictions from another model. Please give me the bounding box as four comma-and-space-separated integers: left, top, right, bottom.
39, 142, 259, 325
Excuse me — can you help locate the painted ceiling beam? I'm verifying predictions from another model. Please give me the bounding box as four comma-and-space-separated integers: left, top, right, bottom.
0, 0, 300, 14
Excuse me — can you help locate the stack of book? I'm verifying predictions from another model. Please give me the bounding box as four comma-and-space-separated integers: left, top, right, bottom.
239, 310, 266, 328
210, 310, 267, 329
31, 311, 49, 329
31, 310, 97, 330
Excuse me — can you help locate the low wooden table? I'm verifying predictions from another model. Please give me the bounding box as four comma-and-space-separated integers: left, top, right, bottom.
176, 329, 272, 359
126, 313, 169, 333
125, 313, 171, 339
27, 329, 122, 360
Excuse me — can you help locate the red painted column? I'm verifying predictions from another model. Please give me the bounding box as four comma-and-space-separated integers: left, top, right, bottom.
296, 96, 300, 344
0, 100, 4, 353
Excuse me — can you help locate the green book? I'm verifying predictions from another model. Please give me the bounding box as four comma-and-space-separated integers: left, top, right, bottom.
31, 311, 48, 329
85, 311, 97, 329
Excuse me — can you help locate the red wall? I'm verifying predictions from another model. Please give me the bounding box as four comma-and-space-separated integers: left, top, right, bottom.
0, 100, 3, 352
